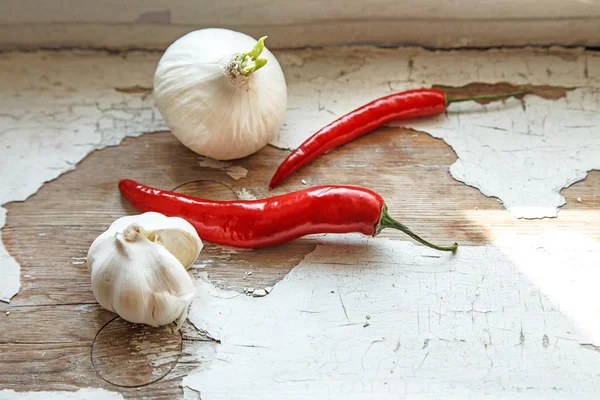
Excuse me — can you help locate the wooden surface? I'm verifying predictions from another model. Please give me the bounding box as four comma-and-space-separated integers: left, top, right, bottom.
1, 86, 599, 397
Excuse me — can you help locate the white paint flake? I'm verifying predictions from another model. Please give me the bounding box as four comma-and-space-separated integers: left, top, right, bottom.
70, 257, 87, 265
0, 388, 124, 399
185, 231, 600, 399
235, 188, 258, 200
251, 288, 267, 297
198, 157, 248, 180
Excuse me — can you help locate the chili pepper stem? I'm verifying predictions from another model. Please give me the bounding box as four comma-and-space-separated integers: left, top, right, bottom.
375, 204, 458, 253
445, 87, 526, 106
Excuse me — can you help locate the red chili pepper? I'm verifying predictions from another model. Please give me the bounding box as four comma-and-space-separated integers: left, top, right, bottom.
119, 179, 458, 252
269, 87, 525, 189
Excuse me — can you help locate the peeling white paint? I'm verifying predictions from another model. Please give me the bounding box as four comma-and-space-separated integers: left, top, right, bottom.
182, 387, 201, 400
272, 47, 595, 149
185, 231, 600, 399
179, 336, 218, 400
1, 47, 598, 300
274, 47, 600, 219
405, 90, 600, 218
198, 157, 248, 180
0, 51, 166, 302
0, 208, 20, 302
0, 388, 124, 399
251, 288, 267, 297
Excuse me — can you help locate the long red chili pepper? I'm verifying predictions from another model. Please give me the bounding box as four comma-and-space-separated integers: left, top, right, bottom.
269, 87, 525, 189
119, 179, 458, 252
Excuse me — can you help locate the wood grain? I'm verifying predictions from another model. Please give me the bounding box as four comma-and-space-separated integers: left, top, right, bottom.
1, 85, 599, 397
0, 339, 215, 398
91, 317, 182, 387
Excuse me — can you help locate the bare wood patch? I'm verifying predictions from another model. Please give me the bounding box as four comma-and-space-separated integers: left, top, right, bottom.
114, 85, 153, 95
433, 82, 572, 103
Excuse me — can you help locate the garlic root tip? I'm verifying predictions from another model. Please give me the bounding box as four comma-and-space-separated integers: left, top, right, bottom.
123, 224, 146, 242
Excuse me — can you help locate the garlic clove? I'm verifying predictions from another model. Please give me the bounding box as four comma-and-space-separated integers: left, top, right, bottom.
149, 228, 202, 270
87, 212, 202, 328
90, 212, 202, 270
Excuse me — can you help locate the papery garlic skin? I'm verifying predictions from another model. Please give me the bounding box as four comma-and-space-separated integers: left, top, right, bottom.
153, 28, 288, 161
87, 212, 202, 328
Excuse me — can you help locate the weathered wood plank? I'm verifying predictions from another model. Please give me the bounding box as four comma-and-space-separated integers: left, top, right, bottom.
0, 338, 214, 399
1, 83, 598, 398
0, 304, 114, 343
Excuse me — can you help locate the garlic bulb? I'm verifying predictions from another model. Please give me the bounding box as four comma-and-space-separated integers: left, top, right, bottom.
153, 28, 288, 160
87, 212, 202, 328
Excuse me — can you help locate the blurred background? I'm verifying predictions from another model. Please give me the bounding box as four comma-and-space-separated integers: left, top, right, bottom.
2, 0, 599, 50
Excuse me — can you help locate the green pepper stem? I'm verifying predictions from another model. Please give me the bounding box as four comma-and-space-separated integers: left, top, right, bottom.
375, 204, 458, 253
445, 87, 526, 106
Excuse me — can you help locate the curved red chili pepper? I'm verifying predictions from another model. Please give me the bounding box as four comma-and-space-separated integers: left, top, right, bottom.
118, 179, 458, 252
269, 87, 525, 189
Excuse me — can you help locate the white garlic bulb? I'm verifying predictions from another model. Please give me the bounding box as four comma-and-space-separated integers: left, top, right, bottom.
153, 28, 288, 161
87, 212, 203, 328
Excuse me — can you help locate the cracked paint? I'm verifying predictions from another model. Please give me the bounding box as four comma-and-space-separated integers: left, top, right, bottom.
184, 231, 600, 399
273, 46, 600, 219
0, 51, 166, 301
406, 90, 600, 218
0, 46, 598, 398
1, 46, 598, 300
